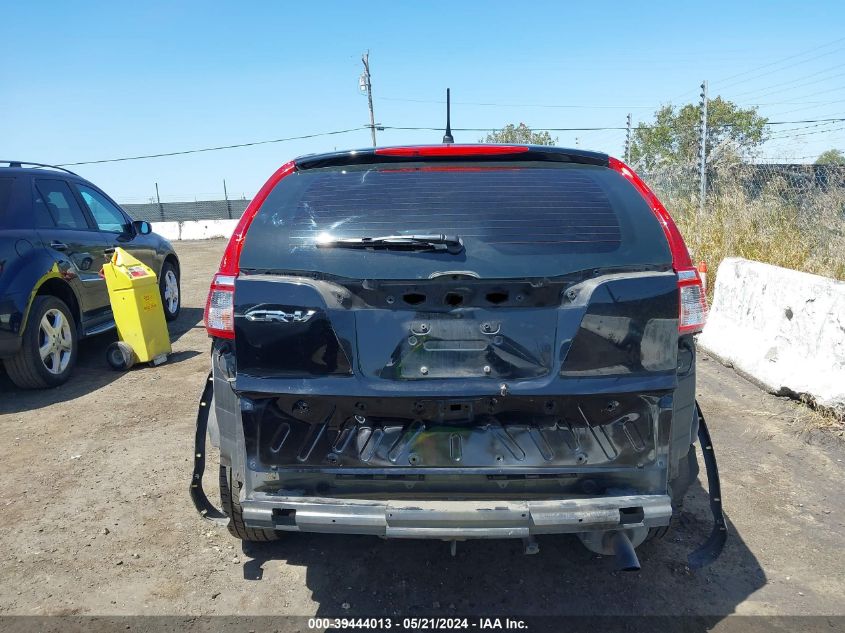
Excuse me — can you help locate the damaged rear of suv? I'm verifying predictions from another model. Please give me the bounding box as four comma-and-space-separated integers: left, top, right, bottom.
193, 144, 725, 569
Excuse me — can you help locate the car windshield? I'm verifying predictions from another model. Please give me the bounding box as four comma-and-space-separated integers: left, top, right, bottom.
239, 161, 671, 279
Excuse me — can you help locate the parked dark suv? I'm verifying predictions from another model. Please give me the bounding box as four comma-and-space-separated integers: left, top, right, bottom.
196, 145, 722, 569
0, 161, 181, 388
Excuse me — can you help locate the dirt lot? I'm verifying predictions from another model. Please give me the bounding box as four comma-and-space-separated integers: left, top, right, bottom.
0, 239, 843, 619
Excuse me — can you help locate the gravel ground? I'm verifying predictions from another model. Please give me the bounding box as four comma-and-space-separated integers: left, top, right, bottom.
0, 239, 843, 620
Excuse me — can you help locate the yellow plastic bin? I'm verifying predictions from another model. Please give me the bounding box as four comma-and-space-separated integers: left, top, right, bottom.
101, 248, 171, 370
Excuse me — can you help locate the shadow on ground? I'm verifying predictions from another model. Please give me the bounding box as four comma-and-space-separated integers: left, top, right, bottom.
237, 480, 764, 623
0, 307, 204, 413
167, 307, 206, 341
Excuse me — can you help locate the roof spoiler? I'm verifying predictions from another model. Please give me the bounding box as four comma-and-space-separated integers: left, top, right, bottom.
295, 145, 609, 170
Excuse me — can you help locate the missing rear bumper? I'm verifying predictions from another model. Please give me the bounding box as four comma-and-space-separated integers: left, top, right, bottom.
240, 493, 672, 538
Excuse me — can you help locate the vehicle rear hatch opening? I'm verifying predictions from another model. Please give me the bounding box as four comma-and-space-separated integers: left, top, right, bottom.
198, 146, 715, 565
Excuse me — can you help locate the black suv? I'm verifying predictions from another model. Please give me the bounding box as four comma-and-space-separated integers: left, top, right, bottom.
0, 161, 181, 388
196, 145, 721, 569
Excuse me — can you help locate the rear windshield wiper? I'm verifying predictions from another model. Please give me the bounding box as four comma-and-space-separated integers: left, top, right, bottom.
316, 234, 464, 254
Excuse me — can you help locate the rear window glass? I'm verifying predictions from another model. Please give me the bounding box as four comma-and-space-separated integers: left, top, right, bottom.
0, 177, 13, 217
241, 161, 671, 279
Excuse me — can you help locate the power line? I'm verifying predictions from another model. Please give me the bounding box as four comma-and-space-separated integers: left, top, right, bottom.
376, 93, 840, 111
385, 118, 845, 132
717, 46, 845, 92
382, 125, 630, 132
713, 36, 845, 88
756, 155, 824, 161
56, 127, 367, 166
728, 62, 845, 99
51, 119, 845, 167
728, 69, 845, 102
770, 119, 844, 131
658, 44, 845, 105
768, 124, 845, 140
749, 98, 845, 106
766, 86, 845, 116
765, 119, 844, 139
794, 111, 845, 121
378, 96, 656, 110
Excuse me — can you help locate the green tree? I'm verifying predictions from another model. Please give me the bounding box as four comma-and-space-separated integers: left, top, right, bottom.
630, 97, 768, 170
482, 122, 557, 145
815, 149, 845, 165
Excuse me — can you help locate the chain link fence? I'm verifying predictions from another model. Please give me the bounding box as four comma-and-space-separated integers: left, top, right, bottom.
121, 198, 250, 223
642, 162, 845, 207
639, 161, 845, 284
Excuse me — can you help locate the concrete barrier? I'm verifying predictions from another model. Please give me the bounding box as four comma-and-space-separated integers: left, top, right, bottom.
152, 221, 181, 241
151, 219, 238, 241
698, 257, 845, 414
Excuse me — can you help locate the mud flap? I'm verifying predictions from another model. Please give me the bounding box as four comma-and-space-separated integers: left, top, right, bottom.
189, 372, 229, 526
687, 402, 727, 569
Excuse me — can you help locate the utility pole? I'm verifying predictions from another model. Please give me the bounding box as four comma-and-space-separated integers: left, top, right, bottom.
698, 80, 708, 216
624, 113, 632, 163
155, 182, 164, 222
223, 179, 232, 219
361, 51, 377, 147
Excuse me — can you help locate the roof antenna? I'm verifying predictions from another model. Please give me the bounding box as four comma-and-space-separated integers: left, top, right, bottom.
442, 88, 454, 144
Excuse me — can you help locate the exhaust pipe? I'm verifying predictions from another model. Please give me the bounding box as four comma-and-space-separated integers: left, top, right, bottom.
611, 531, 641, 572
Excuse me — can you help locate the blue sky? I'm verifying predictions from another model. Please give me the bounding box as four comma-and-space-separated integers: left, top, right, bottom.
2, 1, 844, 202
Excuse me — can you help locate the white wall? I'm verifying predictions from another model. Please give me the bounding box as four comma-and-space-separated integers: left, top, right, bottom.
698, 257, 845, 414
151, 219, 237, 241
152, 221, 181, 241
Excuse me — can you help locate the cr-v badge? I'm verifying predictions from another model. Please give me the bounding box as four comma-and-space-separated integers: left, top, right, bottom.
244, 308, 317, 323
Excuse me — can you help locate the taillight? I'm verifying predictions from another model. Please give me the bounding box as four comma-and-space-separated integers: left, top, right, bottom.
204, 274, 235, 338
608, 156, 708, 334
677, 269, 708, 334
204, 160, 296, 338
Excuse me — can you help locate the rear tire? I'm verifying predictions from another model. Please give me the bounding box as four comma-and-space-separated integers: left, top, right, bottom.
5, 296, 77, 389
219, 465, 281, 542
159, 260, 180, 322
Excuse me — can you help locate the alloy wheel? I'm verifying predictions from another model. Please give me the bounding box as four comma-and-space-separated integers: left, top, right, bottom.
163, 269, 179, 314
38, 308, 73, 375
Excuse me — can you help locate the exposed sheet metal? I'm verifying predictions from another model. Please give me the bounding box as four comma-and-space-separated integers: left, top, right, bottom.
240, 493, 673, 538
